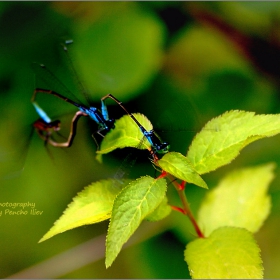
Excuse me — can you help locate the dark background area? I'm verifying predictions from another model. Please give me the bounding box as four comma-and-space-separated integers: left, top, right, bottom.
1, 2, 280, 278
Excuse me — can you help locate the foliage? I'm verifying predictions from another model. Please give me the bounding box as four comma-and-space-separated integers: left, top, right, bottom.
40, 110, 278, 278
185, 227, 263, 279
198, 164, 273, 236
1, 1, 280, 279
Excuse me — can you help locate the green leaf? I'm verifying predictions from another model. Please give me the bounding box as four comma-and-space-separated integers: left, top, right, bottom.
184, 227, 263, 279
145, 196, 171, 222
198, 163, 273, 237
187, 110, 280, 174
39, 179, 129, 242
97, 113, 152, 155
72, 6, 165, 100
157, 152, 208, 189
105, 176, 167, 268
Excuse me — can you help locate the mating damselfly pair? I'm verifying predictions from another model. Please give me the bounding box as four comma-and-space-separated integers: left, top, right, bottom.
1, 42, 177, 183
31, 42, 171, 167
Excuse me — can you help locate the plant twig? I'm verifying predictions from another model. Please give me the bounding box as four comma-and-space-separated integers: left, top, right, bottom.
158, 172, 205, 238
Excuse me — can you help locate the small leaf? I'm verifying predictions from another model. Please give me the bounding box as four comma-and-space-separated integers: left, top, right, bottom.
145, 196, 172, 222
198, 163, 273, 237
187, 110, 280, 174
39, 179, 129, 242
97, 113, 152, 155
157, 152, 208, 189
105, 176, 167, 268
185, 227, 263, 279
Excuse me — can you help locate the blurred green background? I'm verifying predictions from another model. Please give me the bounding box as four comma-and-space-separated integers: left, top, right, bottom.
1, 2, 280, 278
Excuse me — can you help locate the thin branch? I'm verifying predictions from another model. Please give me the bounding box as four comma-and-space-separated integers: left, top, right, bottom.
167, 173, 205, 238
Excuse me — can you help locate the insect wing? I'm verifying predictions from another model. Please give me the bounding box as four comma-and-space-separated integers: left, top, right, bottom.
0, 123, 34, 181
31, 62, 83, 106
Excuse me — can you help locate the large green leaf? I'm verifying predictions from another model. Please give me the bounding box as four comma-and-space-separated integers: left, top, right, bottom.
97, 113, 152, 155
185, 227, 263, 279
39, 179, 129, 242
72, 5, 165, 100
187, 110, 280, 174
198, 163, 273, 237
157, 152, 208, 189
105, 176, 167, 268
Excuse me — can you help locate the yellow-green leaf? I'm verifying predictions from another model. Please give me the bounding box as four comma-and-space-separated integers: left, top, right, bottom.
39, 179, 129, 242
198, 163, 273, 237
145, 196, 171, 222
157, 152, 208, 189
97, 113, 152, 155
185, 227, 263, 279
187, 110, 280, 174
105, 176, 167, 268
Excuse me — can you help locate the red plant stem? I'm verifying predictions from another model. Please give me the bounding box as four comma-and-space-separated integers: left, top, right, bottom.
171, 205, 186, 214
157, 170, 168, 179
167, 174, 205, 238
154, 154, 205, 238
179, 180, 186, 190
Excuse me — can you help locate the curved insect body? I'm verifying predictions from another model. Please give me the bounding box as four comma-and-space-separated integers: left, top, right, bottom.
32, 91, 88, 148
32, 111, 88, 148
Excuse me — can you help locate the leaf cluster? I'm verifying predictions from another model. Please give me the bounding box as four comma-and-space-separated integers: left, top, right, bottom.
40, 110, 280, 278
